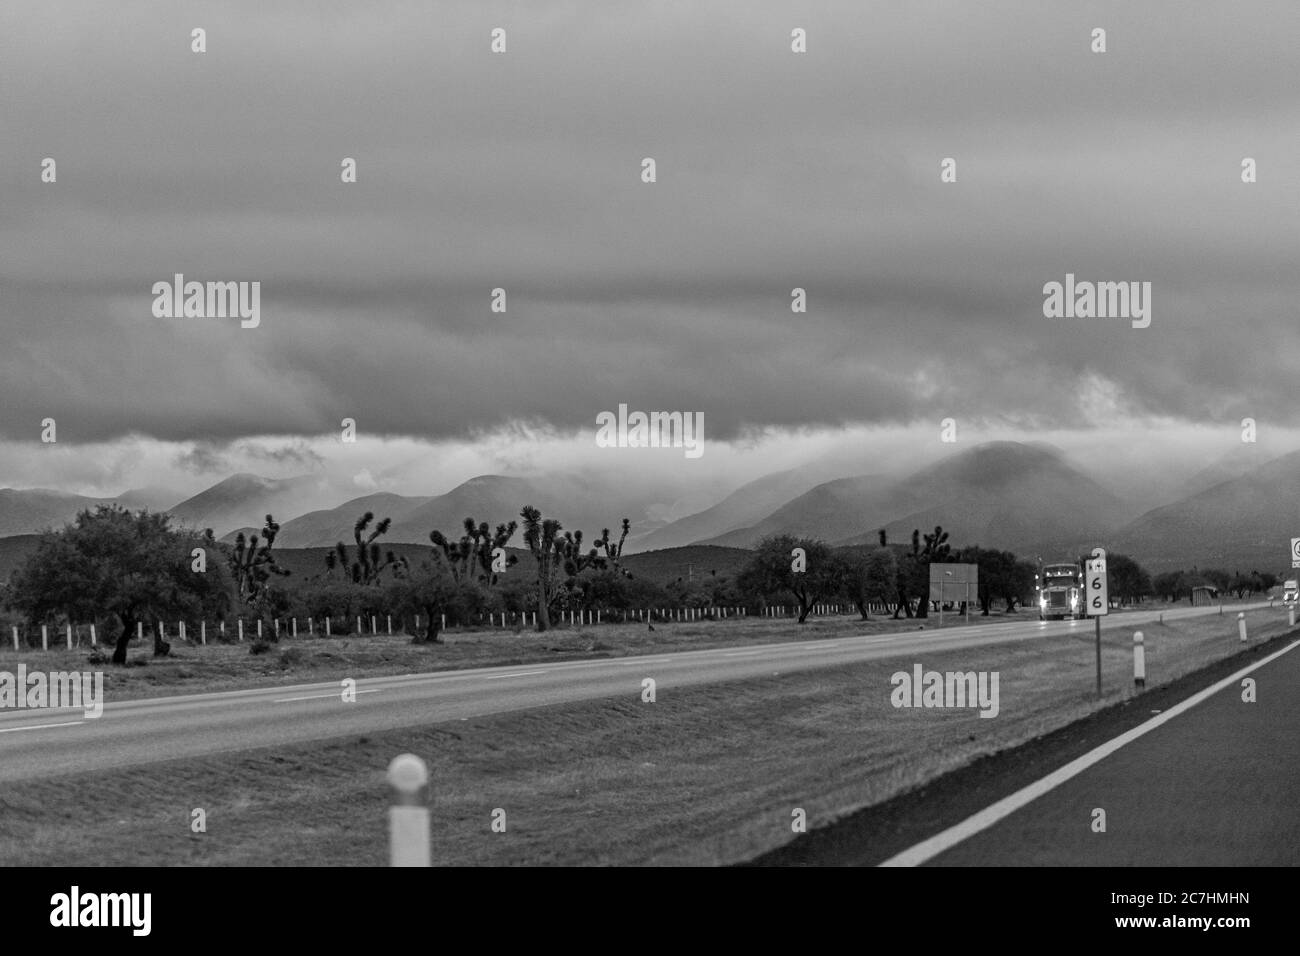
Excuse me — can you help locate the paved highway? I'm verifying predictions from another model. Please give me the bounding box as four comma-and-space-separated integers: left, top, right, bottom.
883, 637, 1300, 865
0, 600, 1274, 782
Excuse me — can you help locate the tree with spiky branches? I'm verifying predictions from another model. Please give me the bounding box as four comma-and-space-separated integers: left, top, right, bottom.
230, 515, 290, 611
325, 512, 406, 585
429, 516, 518, 585
520, 506, 608, 632
595, 518, 631, 576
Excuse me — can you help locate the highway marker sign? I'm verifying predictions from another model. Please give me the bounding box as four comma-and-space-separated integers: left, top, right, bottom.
1086, 548, 1107, 697
1085, 549, 1109, 616
1290, 537, 1300, 568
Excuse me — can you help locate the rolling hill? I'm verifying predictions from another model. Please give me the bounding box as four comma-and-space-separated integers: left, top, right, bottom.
1107, 449, 1300, 574
275, 474, 660, 549
699, 442, 1132, 557
630, 467, 828, 552
167, 474, 336, 537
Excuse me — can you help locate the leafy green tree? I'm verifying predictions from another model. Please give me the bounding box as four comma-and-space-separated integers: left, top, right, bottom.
384, 556, 460, 644
840, 547, 897, 620
1106, 553, 1152, 606
6, 506, 232, 664
737, 535, 844, 624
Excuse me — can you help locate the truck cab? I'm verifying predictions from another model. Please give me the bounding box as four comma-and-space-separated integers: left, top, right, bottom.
1038, 563, 1085, 620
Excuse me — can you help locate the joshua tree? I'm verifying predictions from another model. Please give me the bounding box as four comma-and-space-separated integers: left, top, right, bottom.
325, 512, 406, 584
231, 515, 289, 606
596, 518, 631, 576
429, 517, 518, 585
520, 506, 607, 631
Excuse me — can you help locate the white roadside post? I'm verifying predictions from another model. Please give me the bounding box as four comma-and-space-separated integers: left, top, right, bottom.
292, 618, 297, 638
274, 618, 280, 639
200, 621, 206, 645
1290, 605, 1296, 628
41, 625, 48, 651
66, 624, 73, 649
137, 621, 143, 644
372, 615, 377, 635
238, 619, 244, 642
1133, 631, 1145, 689
326, 616, 331, 636
387, 615, 392, 635
388, 754, 430, 867
90, 623, 96, 646
257, 620, 263, 639
12, 626, 19, 650
1238, 612, 1247, 643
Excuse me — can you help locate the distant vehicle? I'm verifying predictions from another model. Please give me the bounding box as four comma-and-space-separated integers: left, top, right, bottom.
1284, 580, 1298, 605
1039, 562, 1084, 621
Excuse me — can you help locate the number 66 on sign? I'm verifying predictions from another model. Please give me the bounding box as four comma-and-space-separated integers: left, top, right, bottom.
1085, 548, 1109, 616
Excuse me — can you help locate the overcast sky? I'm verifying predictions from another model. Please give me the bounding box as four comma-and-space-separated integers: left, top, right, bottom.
2, 1, 1298, 506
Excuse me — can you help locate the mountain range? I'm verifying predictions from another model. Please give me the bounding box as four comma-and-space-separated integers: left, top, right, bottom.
1, 441, 1297, 575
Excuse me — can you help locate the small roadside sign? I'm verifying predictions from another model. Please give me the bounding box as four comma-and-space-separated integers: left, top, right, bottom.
1085, 548, 1109, 616
1291, 537, 1300, 568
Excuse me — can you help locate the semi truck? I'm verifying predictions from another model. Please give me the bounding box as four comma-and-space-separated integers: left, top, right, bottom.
1038, 562, 1084, 620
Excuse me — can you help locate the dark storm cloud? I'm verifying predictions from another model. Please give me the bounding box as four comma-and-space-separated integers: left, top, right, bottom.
2, 0, 1298, 446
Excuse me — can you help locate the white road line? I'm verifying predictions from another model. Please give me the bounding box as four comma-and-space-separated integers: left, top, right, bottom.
0, 720, 83, 734
483, 670, 548, 680
878, 638, 1300, 867
273, 689, 381, 703
618, 658, 673, 666
722, 650, 766, 657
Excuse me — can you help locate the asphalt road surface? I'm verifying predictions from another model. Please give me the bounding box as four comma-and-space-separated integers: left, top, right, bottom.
883, 636, 1300, 866
0, 600, 1275, 783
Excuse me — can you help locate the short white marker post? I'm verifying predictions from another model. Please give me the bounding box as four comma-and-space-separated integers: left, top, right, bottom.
66, 624, 73, 649
137, 621, 143, 643
1133, 631, 1145, 689
12, 626, 19, 650
257, 619, 263, 639
441, 614, 446, 631
200, 621, 206, 645
388, 754, 430, 867
1289, 605, 1296, 628
326, 616, 331, 636
41, 625, 48, 651
1238, 612, 1247, 642
274, 618, 280, 638
371, 615, 377, 634
387, 615, 392, 635
357, 616, 363, 635
90, 624, 96, 646
220, 620, 226, 638
292, 618, 297, 638
238, 619, 244, 642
